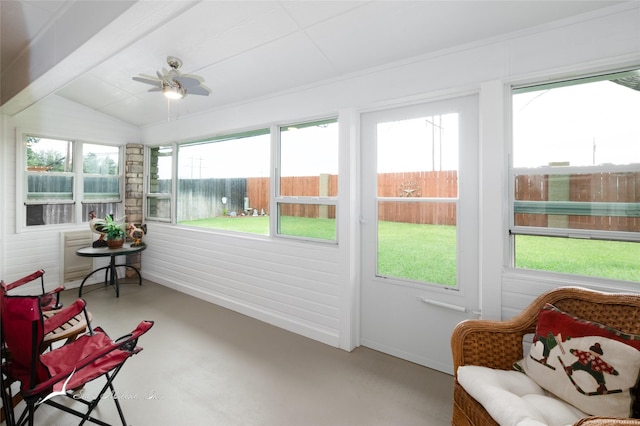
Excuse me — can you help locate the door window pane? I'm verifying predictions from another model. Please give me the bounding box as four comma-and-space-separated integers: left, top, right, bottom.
376, 114, 459, 286
377, 200, 456, 285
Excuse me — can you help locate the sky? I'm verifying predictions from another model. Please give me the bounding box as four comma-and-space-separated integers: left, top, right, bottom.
512, 80, 639, 168
377, 113, 459, 173
176, 123, 339, 179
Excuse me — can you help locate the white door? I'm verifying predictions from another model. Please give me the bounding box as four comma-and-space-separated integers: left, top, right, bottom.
360, 94, 479, 374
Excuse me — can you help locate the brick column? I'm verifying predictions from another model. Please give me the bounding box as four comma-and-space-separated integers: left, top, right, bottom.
125, 144, 144, 224
125, 144, 144, 276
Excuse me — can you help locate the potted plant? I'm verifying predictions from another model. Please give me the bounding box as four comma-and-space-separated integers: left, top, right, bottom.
104, 214, 126, 248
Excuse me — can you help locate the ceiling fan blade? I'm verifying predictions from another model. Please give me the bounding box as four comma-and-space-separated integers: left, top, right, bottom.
174, 75, 203, 88
132, 76, 161, 86
157, 70, 172, 85
148, 87, 162, 92
187, 85, 211, 96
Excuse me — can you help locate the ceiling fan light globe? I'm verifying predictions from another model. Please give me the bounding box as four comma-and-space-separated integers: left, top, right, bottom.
163, 86, 184, 100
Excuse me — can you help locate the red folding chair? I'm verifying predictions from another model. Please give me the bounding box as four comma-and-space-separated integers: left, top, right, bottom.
0, 288, 153, 426
1, 272, 93, 423
2, 270, 63, 311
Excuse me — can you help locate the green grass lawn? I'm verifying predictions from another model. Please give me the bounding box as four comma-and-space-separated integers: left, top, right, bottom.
515, 235, 640, 282
183, 216, 270, 235
181, 216, 640, 283
377, 221, 457, 286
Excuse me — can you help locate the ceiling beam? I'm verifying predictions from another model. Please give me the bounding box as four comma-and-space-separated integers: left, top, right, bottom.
0, 0, 200, 117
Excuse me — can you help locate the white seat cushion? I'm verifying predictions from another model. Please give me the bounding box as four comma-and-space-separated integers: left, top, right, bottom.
457, 365, 587, 426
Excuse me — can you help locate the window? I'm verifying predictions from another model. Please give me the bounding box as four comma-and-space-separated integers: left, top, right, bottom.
146, 145, 173, 222
511, 68, 640, 281
375, 113, 459, 286
277, 118, 338, 241
174, 130, 270, 234
21, 135, 123, 227
81, 143, 121, 221
145, 118, 340, 242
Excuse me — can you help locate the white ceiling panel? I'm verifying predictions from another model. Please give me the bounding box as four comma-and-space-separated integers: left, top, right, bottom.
280, 1, 367, 28
56, 74, 131, 110
202, 32, 336, 104
1, 0, 628, 127
124, 2, 299, 73
97, 92, 169, 125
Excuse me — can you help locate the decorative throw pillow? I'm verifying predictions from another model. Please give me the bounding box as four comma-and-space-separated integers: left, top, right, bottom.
514, 303, 640, 418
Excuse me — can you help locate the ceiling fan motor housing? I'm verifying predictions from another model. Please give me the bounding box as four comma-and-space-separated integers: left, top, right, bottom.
167, 56, 182, 70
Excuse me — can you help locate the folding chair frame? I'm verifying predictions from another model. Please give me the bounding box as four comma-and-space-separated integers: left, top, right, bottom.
3, 270, 63, 311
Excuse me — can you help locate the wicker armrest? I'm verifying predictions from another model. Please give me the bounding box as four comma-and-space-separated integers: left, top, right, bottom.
575, 417, 640, 425
452, 294, 546, 375
451, 318, 534, 374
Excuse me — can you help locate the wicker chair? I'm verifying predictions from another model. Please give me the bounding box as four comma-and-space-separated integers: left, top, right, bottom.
451, 286, 640, 426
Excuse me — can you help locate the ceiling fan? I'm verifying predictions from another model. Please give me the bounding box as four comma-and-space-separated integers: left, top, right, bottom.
132, 56, 210, 100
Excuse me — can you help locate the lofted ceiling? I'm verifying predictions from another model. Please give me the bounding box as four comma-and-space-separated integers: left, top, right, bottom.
0, 0, 626, 127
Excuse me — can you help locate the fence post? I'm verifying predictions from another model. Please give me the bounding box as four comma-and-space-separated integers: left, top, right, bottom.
319, 173, 329, 219
548, 161, 570, 229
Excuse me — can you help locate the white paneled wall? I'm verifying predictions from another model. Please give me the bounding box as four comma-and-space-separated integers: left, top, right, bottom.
142, 224, 344, 346
1, 96, 137, 288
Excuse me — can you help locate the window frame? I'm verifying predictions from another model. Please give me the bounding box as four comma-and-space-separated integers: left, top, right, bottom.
176, 128, 271, 232
145, 144, 175, 223
273, 117, 339, 243
508, 68, 640, 276
17, 130, 124, 232
144, 117, 341, 244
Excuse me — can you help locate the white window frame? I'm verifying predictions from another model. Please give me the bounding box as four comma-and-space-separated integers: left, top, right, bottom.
272, 117, 339, 243
16, 130, 124, 233
144, 118, 341, 244
144, 144, 176, 223
508, 68, 640, 280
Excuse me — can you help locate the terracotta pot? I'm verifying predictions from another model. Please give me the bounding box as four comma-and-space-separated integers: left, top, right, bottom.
106, 238, 124, 249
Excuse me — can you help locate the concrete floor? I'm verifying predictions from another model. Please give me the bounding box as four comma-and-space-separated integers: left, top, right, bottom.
10, 279, 453, 426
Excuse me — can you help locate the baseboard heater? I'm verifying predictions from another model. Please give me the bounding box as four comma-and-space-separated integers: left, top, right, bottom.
61, 230, 94, 283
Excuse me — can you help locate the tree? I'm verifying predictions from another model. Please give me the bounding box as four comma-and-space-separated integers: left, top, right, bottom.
26, 137, 69, 171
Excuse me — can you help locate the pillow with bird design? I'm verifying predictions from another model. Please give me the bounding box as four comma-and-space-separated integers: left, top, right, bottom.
514, 303, 640, 418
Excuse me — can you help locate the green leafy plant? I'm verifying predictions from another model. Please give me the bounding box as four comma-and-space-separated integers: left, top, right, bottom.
104, 214, 125, 240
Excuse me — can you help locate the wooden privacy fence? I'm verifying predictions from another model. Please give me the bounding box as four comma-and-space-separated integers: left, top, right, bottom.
177, 178, 247, 221
514, 171, 640, 232
377, 171, 458, 225
247, 175, 338, 219
178, 172, 455, 223
174, 171, 639, 230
